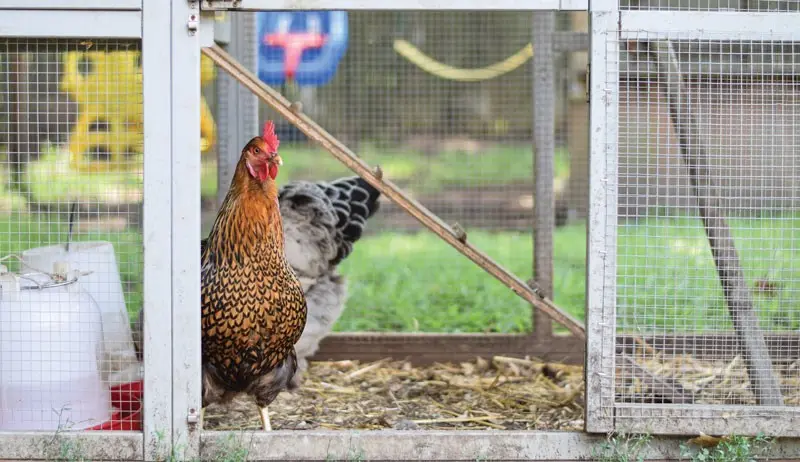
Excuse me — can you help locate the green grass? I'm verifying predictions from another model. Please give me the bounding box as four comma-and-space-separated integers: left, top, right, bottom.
21, 142, 567, 205
5, 143, 800, 334
615, 215, 800, 332
22, 146, 219, 203
0, 212, 798, 334
22, 145, 142, 203
334, 226, 587, 333
334, 215, 800, 333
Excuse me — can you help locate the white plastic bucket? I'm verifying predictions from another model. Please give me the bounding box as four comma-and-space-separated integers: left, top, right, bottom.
21, 242, 141, 386
0, 270, 111, 430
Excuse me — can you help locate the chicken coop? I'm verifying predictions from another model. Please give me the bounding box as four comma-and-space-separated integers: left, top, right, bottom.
2, 0, 800, 461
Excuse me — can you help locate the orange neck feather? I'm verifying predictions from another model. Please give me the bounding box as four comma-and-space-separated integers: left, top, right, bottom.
204, 158, 284, 262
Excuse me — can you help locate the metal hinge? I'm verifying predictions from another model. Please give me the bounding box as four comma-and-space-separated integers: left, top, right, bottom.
200, 0, 242, 9
187, 408, 199, 426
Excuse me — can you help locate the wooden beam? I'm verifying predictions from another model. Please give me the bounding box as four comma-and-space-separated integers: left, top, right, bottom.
309, 333, 584, 365
309, 332, 800, 366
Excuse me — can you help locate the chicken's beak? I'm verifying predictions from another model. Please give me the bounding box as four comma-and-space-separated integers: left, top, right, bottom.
271, 154, 283, 166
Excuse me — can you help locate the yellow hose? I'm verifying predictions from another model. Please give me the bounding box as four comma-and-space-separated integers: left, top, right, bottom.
392, 39, 534, 82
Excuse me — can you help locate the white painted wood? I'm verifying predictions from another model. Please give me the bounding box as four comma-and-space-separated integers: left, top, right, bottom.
142, 0, 173, 459
0, 9, 141, 38
584, 8, 619, 434
201, 430, 800, 460
202, 0, 563, 11
170, 0, 203, 459
620, 10, 800, 40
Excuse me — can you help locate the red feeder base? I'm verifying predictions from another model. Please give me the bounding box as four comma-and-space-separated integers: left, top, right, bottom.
87, 380, 143, 431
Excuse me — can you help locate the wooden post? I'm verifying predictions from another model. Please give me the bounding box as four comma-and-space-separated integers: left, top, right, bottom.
531, 11, 556, 340
651, 40, 783, 406
566, 11, 590, 220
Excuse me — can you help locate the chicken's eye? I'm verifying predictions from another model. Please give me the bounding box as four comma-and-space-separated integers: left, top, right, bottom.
254, 148, 261, 154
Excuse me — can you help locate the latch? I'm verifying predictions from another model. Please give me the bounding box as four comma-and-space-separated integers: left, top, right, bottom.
187, 408, 200, 426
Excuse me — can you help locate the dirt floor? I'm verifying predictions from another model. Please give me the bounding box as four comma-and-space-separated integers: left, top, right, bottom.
203, 357, 585, 431
201, 353, 800, 432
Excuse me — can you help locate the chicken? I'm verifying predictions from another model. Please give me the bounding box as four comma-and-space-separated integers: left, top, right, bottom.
132, 134, 381, 426
279, 175, 381, 386
200, 121, 306, 431
132, 175, 381, 389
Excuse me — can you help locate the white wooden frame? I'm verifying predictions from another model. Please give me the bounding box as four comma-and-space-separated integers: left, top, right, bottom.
200, 0, 590, 10
0, 0, 140, 9
584, 0, 800, 437
619, 10, 800, 40
584, 6, 619, 435
142, 0, 174, 459
3, 0, 800, 459
0, 9, 141, 38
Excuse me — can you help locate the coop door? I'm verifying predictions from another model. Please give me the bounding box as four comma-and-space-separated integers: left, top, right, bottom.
585, 4, 800, 436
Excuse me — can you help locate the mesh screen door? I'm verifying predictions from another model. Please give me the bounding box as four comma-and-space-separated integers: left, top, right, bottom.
585, 1, 800, 436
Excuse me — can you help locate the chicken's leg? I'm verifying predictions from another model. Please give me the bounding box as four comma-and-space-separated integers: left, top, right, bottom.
259, 406, 272, 431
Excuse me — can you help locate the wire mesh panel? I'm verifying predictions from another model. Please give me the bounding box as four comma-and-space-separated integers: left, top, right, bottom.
587, 19, 800, 435
620, 0, 800, 12
199, 10, 590, 432
203, 11, 591, 336
0, 39, 143, 434
262, 11, 542, 233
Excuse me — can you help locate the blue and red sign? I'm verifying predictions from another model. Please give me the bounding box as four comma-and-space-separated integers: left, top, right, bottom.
257, 11, 348, 87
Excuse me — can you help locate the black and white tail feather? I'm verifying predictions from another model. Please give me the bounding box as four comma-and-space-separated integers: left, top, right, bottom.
277, 176, 380, 386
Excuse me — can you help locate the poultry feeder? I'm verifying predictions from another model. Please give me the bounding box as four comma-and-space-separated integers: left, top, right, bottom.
0, 263, 111, 431
22, 242, 141, 386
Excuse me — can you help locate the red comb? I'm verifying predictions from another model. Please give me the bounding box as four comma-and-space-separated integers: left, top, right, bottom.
263, 120, 280, 152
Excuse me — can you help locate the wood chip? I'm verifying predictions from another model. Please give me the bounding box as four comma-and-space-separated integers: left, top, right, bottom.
202, 353, 800, 431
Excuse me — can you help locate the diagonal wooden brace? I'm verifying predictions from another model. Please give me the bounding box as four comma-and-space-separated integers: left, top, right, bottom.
202, 45, 586, 340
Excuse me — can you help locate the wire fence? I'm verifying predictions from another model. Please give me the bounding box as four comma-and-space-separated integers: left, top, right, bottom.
209, 11, 584, 234
620, 0, 800, 11
588, 27, 800, 435
0, 13, 589, 441
0, 39, 143, 432
4, 4, 799, 449
204, 11, 590, 336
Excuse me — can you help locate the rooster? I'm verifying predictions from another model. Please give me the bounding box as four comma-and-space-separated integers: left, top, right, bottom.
200, 121, 306, 431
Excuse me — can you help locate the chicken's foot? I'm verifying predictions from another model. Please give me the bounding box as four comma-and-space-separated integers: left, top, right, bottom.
259, 406, 272, 431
